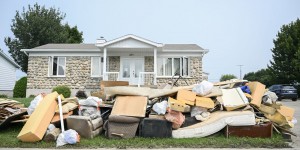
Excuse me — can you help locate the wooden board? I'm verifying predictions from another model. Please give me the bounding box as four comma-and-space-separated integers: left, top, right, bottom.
111, 96, 147, 117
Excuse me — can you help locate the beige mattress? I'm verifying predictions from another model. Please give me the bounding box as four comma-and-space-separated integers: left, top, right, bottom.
172, 110, 255, 138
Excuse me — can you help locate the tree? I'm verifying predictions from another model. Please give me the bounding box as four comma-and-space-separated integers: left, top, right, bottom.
5, 3, 83, 73
220, 74, 237, 81
268, 18, 300, 85
243, 68, 273, 87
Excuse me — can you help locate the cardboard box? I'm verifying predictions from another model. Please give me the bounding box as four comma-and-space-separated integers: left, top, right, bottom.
221, 88, 249, 111
248, 82, 266, 108
17, 92, 59, 142
195, 97, 214, 109
225, 122, 273, 138
176, 90, 196, 106
277, 106, 295, 121
168, 97, 186, 112
111, 96, 147, 117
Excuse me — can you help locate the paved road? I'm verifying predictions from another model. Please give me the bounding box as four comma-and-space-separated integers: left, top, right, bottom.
281, 99, 300, 148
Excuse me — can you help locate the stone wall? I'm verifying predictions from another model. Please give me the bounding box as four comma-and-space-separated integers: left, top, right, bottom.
145, 56, 154, 72
27, 56, 101, 92
156, 56, 203, 86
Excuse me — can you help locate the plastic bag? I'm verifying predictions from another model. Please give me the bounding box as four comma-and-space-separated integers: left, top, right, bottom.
192, 80, 213, 96
79, 96, 102, 107
195, 112, 210, 121
152, 101, 168, 115
165, 108, 185, 129
262, 91, 278, 104
27, 94, 44, 115
56, 129, 80, 147
190, 106, 207, 117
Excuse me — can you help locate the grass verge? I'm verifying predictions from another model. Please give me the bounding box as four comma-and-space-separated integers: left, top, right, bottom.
11, 98, 32, 107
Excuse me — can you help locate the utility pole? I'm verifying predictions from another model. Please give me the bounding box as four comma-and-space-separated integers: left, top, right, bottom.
237, 65, 243, 79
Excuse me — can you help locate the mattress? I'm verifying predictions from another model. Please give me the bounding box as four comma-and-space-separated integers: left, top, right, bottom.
172, 110, 255, 138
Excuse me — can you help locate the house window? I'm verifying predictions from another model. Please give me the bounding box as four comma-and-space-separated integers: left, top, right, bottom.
157, 57, 189, 76
91, 57, 103, 77
48, 56, 66, 77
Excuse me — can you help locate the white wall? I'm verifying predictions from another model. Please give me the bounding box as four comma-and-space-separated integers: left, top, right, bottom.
0, 55, 17, 91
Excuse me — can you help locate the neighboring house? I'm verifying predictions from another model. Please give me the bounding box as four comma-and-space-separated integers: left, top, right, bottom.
22, 34, 209, 97
0, 50, 20, 97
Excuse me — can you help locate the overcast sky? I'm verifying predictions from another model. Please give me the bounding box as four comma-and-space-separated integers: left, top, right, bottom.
1, 0, 300, 81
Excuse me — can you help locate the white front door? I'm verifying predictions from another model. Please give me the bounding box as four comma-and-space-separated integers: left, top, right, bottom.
121, 58, 144, 85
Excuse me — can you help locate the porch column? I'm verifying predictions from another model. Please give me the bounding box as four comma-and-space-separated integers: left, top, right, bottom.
103, 48, 107, 80
153, 48, 157, 85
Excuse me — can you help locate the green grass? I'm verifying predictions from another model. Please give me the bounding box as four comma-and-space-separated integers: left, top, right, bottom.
0, 98, 290, 148
11, 98, 32, 107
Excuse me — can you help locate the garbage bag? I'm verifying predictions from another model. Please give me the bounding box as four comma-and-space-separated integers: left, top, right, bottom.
56, 129, 80, 147
27, 94, 44, 115
262, 91, 278, 104
192, 80, 213, 96
152, 101, 168, 115
241, 85, 251, 94
190, 106, 207, 117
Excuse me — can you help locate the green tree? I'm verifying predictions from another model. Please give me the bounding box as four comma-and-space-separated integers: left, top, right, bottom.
268, 18, 300, 85
5, 3, 83, 73
243, 69, 273, 87
220, 74, 237, 81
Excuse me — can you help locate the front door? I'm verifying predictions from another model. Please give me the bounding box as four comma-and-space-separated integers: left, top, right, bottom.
121, 58, 144, 85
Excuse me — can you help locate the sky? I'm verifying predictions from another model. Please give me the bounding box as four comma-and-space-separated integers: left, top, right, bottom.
1, 0, 300, 81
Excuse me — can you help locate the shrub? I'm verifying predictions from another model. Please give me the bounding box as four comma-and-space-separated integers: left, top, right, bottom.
13, 77, 27, 98
0, 94, 8, 98
28, 94, 36, 98
76, 90, 87, 99
52, 85, 71, 98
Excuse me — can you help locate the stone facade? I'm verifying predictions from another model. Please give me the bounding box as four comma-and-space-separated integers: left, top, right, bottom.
156, 56, 203, 86
27, 56, 101, 91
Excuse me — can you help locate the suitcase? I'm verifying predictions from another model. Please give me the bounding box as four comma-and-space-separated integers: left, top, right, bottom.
139, 118, 172, 138
225, 122, 273, 138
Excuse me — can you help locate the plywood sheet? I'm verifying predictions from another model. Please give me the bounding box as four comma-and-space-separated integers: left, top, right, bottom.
248, 82, 266, 108
195, 97, 214, 109
111, 96, 147, 117
17, 92, 58, 142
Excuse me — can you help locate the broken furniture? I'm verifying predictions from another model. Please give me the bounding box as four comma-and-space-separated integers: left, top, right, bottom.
66, 115, 103, 139
225, 122, 273, 138
139, 118, 172, 138
0, 99, 26, 129
104, 115, 140, 139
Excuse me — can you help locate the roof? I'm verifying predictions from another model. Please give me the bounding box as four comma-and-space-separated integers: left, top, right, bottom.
33, 44, 98, 49
163, 44, 204, 50
96, 34, 163, 47
0, 50, 20, 68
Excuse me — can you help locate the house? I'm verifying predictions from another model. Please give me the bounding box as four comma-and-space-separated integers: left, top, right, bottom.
21, 34, 209, 97
0, 50, 20, 97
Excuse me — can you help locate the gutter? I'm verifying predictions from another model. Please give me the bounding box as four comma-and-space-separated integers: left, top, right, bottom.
20, 49, 28, 56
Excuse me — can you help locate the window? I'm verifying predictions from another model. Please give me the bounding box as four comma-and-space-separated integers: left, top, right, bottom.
157, 57, 189, 76
48, 56, 66, 76
91, 57, 103, 77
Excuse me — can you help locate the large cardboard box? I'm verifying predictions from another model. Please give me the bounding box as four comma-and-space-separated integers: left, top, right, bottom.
248, 82, 266, 108
277, 105, 295, 121
195, 97, 214, 109
177, 90, 196, 106
111, 96, 147, 117
17, 92, 59, 142
221, 88, 249, 111
168, 97, 186, 112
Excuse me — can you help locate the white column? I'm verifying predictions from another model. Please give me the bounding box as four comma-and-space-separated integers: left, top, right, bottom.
153, 48, 157, 85
103, 48, 107, 80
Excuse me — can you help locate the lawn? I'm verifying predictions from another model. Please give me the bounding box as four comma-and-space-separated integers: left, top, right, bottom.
0, 98, 290, 148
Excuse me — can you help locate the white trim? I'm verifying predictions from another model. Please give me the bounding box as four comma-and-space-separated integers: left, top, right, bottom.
157, 57, 190, 77
162, 49, 209, 53
29, 52, 102, 57
158, 53, 206, 57
96, 34, 163, 48
120, 57, 145, 84
153, 48, 157, 85
103, 48, 107, 80
21, 49, 100, 52
48, 56, 66, 77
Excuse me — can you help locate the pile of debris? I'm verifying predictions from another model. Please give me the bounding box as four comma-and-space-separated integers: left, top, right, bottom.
0, 99, 27, 129
2, 80, 297, 147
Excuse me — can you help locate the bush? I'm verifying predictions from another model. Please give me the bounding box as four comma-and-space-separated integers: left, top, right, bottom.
52, 85, 71, 98
0, 94, 8, 98
28, 94, 36, 98
13, 77, 27, 98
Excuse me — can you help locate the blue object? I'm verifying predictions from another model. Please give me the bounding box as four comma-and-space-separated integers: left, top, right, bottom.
241, 86, 251, 94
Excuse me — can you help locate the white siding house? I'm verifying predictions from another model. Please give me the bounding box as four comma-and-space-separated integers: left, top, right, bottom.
0, 50, 20, 97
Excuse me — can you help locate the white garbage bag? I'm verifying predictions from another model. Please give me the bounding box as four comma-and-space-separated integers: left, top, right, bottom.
56, 129, 79, 147
152, 101, 168, 115
192, 80, 214, 96
27, 94, 44, 115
